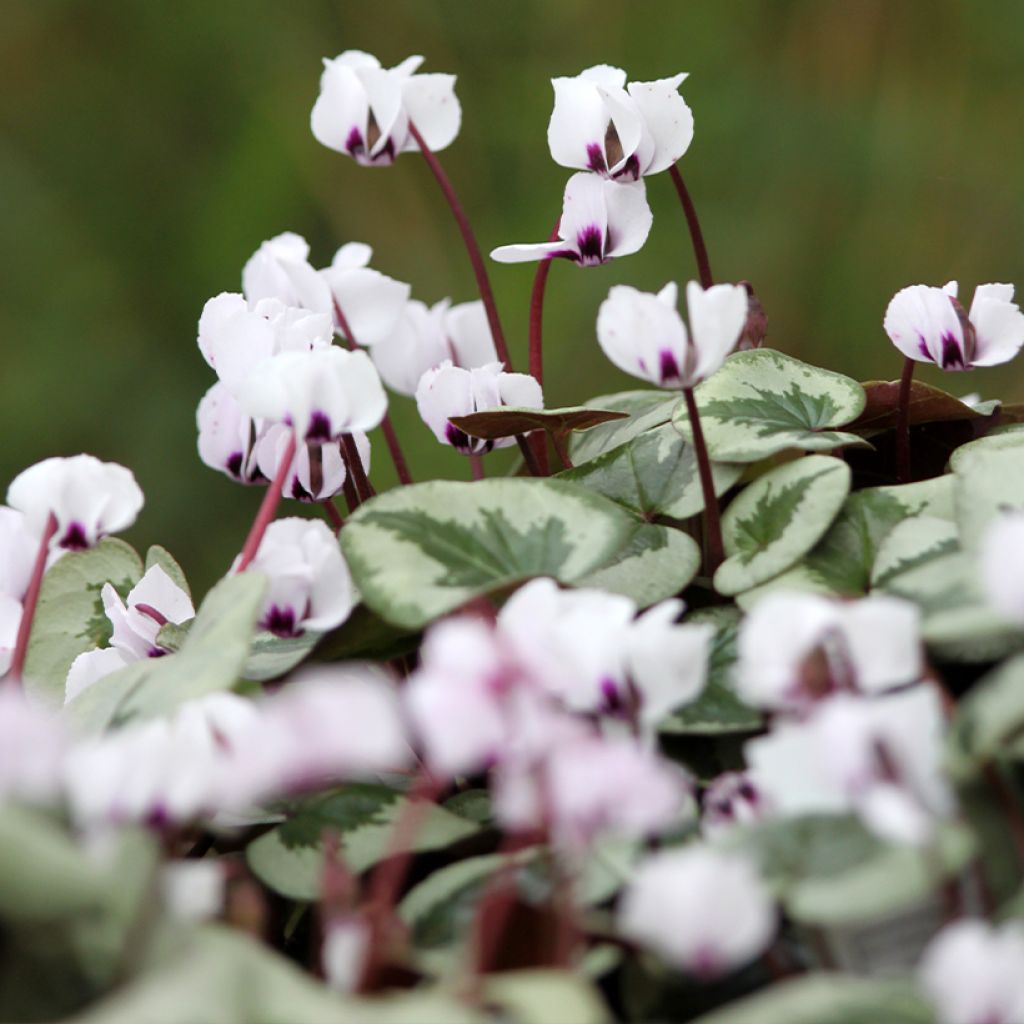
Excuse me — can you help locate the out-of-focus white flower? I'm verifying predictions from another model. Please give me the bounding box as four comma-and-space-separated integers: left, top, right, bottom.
323, 916, 371, 993
491, 172, 652, 266
745, 685, 953, 845
237, 518, 355, 637
0, 598, 21, 680
415, 360, 542, 454
736, 592, 923, 712
320, 242, 411, 348
598, 281, 748, 389
254, 424, 369, 504
242, 232, 334, 315
884, 281, 1024, 371
311, 51, 460, 166
547, 65, 693, 180
981, 510, 1024, 625
0, 684, 68, 803
618, 845, 776, 977
0, 507, 36, 601
701, 771, 770, 837
65, 564, 195, 703
196, 382, 266, 485
238, 347, 388, 442
371, 298, 498, 396
7, 455, 144, 551
493, 732, 692, 850
918, 918, 1024, 1024
161, 860, 225, 922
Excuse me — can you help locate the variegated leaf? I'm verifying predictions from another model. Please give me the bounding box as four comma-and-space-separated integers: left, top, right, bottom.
674, 349, 867, 462
950, 427, 1024, 472
569, 390, 681, 464
559, 423, 742, 520
955, 444, 1024, 552
340, 479, 634, 630
714, 456, 851, 596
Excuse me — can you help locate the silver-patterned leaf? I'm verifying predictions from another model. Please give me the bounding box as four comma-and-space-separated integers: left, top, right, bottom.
569, 390, 681, 464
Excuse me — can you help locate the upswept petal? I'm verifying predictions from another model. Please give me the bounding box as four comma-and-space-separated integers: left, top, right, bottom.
685, 281, 748, 383
242, 233, 333, 315
597, 283, 689, 387
370, 300, 449, 396
496, 370, 543, 410
322, 266, 411, 348
548, 76, 616, 172
560, 172, 611, 261
969, 282, 1024, 367
65, 647, 132, 703
602, 178, 653, 258
627, 73, 693, 175
196, 382, 261, 484
401, 73, 461, 153
444, 300, 499, 368
415, 360, 477, 448
311, 60, 371, 155
330, 242, 373, 271
883, 284, 966, 367
489, 241, 567, 264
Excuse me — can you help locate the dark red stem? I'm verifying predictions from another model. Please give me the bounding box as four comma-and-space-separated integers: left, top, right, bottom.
896, 356, 915, 484
9, 511, 57, 684
683, 387, 724, 574
236, 433, 297, 572
341, 435, 375, 505
528, 219, 561, 387
515, 434, 543, 477
669, 164, 714, 289
333, 300, 413, 486
469, 454, 485, 481
321, 500, 345, 533
407, 120, 512, 370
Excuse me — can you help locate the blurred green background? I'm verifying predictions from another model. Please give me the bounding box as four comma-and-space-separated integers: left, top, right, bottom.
3, 0, 1023, 594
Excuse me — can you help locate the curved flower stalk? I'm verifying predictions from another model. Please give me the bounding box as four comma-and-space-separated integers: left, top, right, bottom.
547, 65, 693, 181
491, 172, 652, 266
65, 564, 195, 702
596, 280, 747, 572
884, 280, 1024, 482
371, 298, 498, 396
618, 846, 776, 978
311, 51, 460, 167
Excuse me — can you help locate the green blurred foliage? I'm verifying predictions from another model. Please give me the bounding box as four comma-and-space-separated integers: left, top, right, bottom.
2, 0, 1023, 593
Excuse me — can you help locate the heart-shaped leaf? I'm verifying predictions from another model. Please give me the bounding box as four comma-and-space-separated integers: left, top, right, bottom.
714, 456, 851, 596
851, 379, 999, 433
448, 406, 628, 441
569, 390, 682, 464
674, 349, 867, 462
340, 479, 634, 630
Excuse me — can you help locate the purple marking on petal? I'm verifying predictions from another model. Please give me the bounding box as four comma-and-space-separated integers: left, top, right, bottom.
345, 127, 365, 157
226, 452, 244, 479
917, 334, 931, 360
690, 947, 723, 979
939, 332, 966, 370
145, 804, 170, 830
291, 478, 313, 502
658, 349, 682, 385
306, 411, 333, 442
613, 154, 641, 181
599, 677, 626, 716
444, 422, 473, 453
576, 224, 605, 266
585, 143, 607, 174
262, 605, 303, 638
60, 522, 89, 551
147, 647, 169, 659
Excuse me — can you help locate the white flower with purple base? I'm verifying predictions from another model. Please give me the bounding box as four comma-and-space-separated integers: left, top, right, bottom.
254, 423, 369, 504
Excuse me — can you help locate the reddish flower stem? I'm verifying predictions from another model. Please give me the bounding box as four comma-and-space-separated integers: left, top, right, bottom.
896, 356, 915, 484
341, 434, 375, 505
333, 300, 413, 486
669, 164, 714, 289
340, 471, 360, 514
515, 434, 544, 477
236, 433, 297, 572
683, 386, 724, 574
528, 220, 561, 387
8, 511, 57, 684
550, 432, 573, 471
407, 121, 512, 370
321, 499, 345, 533
469, 454, 486, 481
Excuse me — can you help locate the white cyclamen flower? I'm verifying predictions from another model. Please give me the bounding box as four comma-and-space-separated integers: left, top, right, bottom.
372, 298, 498, 396
242, 232, 334, 315
320, 242, 411, 348
0, 598, 21, 680
0, 506, 37, 601
918, 919, 1024, 1024
597, 280, 748, 389
0, 684, 68, 803
884, 281, 1024, 371
65, 564, 195, 703
7, 455, 143, 551
238, 347, 388, 442
736, 592, 923, 712
415, 360, 542, 454
196, 381, 265, 485
618, 845, 776, 977
238, 517, 355, 637
980, 510, 1024, 624
701, 772, 770, 837
491, 172, 652, 266
254, 423, 369, 504
311, 51, 460, 166
161, 860, 225, 922
548, 64, 693, 180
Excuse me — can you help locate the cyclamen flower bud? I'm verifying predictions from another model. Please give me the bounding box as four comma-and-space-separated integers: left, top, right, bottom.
548, 65, 693, 180
65, 564, 195, 703
7, 455, 144, 551
238, 347, 388, 443
618, 846, 776, 977
372, 298, 498, 396
311, 51, 461, 167
491, 172, 652, 266
239, 518, 355, 637
884, 280, 1024, 371
415, 360, 542, 454
320, 243, 411, 348
254, 423, 369, 504
597, 280, 747, 389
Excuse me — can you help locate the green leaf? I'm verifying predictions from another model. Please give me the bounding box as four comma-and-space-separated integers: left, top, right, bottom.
144, 545, 191, 601
340, 479, 634, 630
574, 522, 700, 607
559, 423, 742, 520
714, 456, 851, 596
851, 378, 999, 433
691, 974, 932, 1024
871, 516, 960, 591
66, 572, 267, 732
23, 538, 143, 707
954, 444, 1024, 551
247, 784, 480, 901
448, 405, 628, 440
948, 426, 1024, 472
241, 629, 321, 682
660, 607, 762, 734
484, 971, 612, 1024
569, 390, 682, 464
674, 349, 867, 462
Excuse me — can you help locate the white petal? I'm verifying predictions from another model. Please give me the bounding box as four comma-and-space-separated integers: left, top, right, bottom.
65, 647, 133, 703
415, 361, 477, 449
489, 241, 567, 264
602, 178, 653, 259
597, 283, 689, 387
627, 74, 693, 175
322, 266, 411, 347
330, 242, 373, 271
580, 64, 628, 89
686, 281, 748, 383
311, 60, 370, 155
128, 564, 195, 626
547, 76, 615, 172
444, 300, 499, 369
496, 371, 543, 410
400, 73, 461, 153
883, 284, 967, 368
838, 595, 922, 693
559, 172, 611, 259
969, 282, 1024, 367
196, 382, 260, 483
981, 511, 1024, 624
